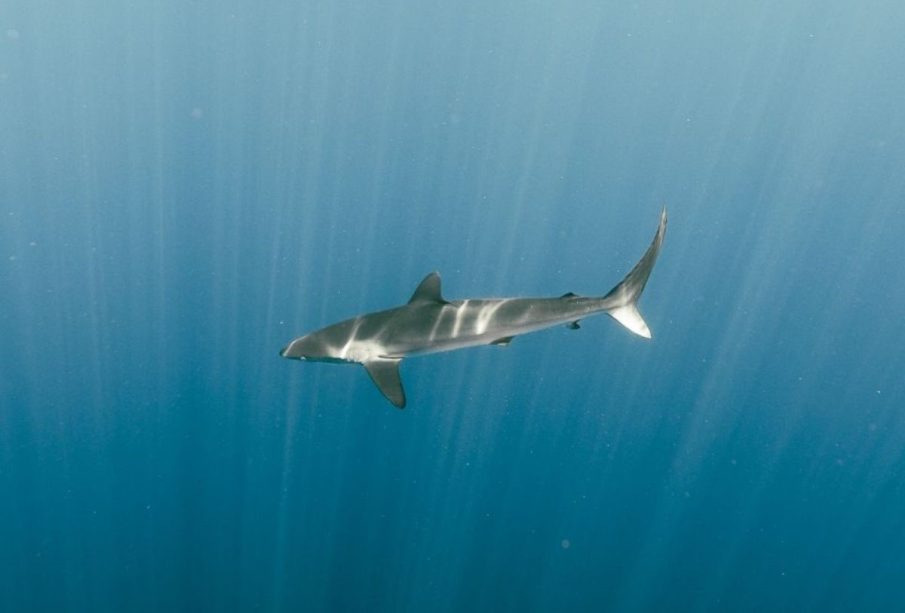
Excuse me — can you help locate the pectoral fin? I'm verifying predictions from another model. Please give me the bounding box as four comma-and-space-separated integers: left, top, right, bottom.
363, 358, 406, 408
490, 336, 514, 346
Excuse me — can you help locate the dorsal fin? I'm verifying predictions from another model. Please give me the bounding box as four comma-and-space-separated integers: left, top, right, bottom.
560, 292, 579, 299
409, 272, 447, 304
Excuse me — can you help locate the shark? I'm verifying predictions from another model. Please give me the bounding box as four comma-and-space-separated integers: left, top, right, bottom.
281, 209, 667, 408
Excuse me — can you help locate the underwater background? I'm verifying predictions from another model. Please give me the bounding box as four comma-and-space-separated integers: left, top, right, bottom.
2, 0, 904, 611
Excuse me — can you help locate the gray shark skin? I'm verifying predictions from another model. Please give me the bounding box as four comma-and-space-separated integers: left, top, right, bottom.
281, 209, 667, 408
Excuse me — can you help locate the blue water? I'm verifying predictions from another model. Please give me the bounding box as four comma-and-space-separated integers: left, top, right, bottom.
2, 1, 905, 611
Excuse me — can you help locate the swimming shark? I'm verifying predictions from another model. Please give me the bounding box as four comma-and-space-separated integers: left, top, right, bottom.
281, 209, 667, 408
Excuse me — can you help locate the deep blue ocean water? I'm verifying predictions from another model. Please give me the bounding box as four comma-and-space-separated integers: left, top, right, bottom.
2, 1, 905, 611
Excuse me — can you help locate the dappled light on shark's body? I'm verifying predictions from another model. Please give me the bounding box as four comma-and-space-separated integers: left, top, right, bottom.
281, 210, 667, 408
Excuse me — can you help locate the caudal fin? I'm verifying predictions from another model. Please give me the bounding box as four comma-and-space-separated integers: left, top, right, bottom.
601, 209, 667, 339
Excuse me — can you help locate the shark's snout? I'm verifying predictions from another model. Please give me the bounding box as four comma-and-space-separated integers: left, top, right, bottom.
280, 337, 314, 360
279, 344, 300, 359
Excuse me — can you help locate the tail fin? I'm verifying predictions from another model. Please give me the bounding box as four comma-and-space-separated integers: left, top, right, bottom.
601, 209, 667, 339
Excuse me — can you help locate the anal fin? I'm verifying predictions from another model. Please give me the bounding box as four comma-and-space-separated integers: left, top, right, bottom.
491, 336, 514, 346
566, 321, 581, 330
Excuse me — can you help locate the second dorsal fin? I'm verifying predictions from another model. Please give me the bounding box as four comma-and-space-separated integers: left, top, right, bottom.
409, 272, 448, 304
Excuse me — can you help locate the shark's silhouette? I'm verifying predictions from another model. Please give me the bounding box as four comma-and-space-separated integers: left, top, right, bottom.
282, 209, 667, 408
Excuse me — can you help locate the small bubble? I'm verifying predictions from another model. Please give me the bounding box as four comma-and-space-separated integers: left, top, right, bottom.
6, 29, 20, 40
560, 539, 570, 549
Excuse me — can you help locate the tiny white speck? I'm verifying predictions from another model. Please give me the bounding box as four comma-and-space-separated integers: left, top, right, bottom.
561, 539, 570, 549
6, 29, 20, 40
190, 107, 204, 119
